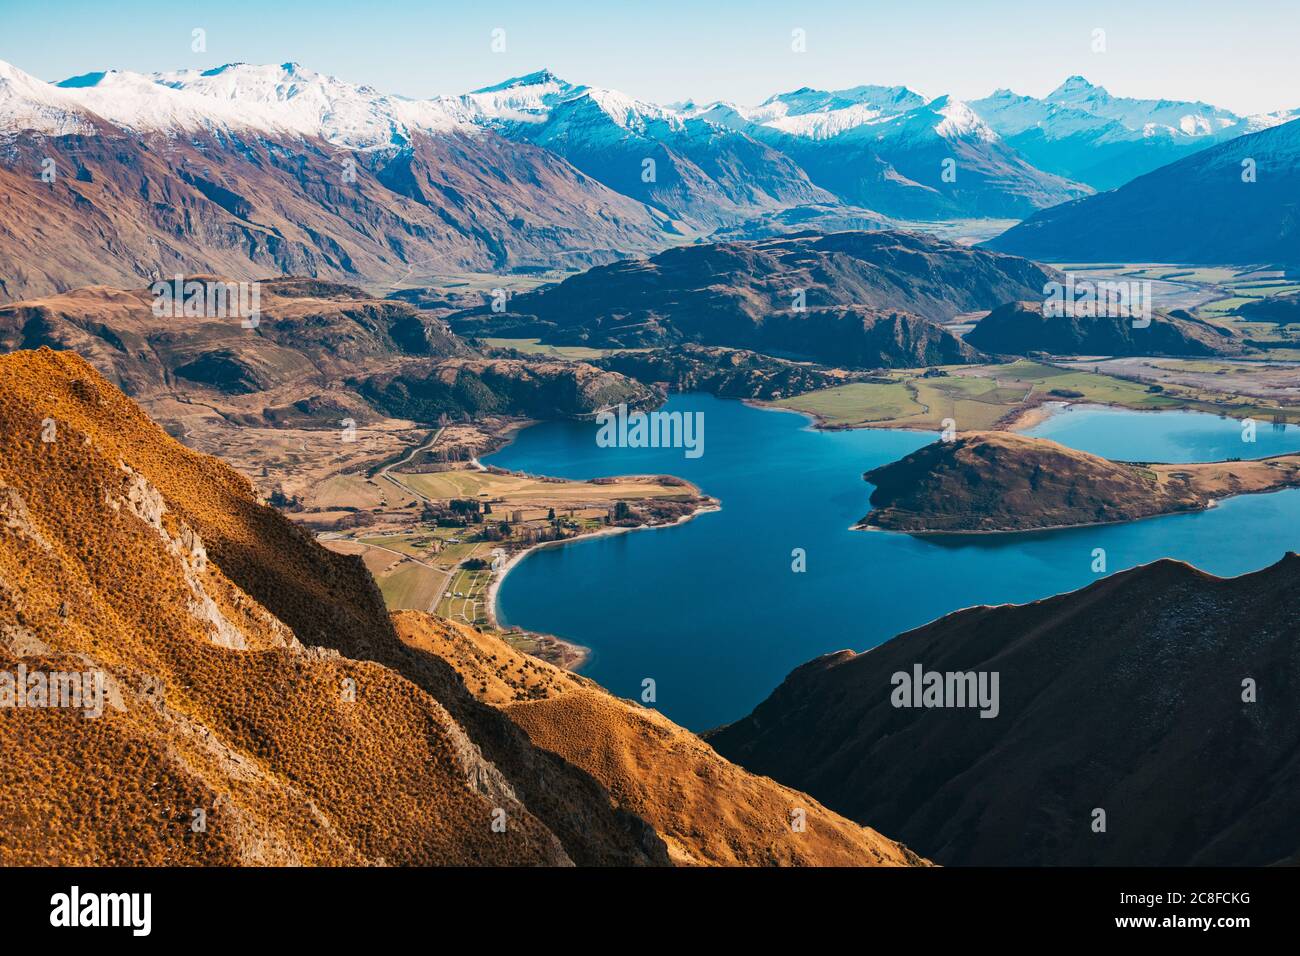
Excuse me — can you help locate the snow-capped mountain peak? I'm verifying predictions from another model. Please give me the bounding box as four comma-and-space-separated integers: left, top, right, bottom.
461, 69, 581, 124
1044, 74, 1239, 139
756, 83, 926, 116
41, 63, 303, 138
970, 86, 1126, 141
149, 61, 471, 145
723, 84, 929, 140
925, 95, 998, 142
462, 70, 683, 135
836, 94, 1000, 147
0, 59, 98, 135
471, 69, 570, 94
1050, 75, 1098, 97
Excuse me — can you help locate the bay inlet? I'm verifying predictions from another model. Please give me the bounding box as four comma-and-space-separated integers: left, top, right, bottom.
488, 394, 1300, 730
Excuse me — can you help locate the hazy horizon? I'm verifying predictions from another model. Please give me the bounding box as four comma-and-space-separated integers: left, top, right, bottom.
3, 0, 1299, 115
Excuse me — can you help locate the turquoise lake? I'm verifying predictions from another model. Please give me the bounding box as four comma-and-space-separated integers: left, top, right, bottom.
486, 395, 1300, 730
1026, 403, 1300, 462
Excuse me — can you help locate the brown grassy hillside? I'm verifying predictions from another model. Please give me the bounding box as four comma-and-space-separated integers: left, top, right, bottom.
861, 431, 1300, 533
860, 431, 1207, 532
394, 612, 925, 867
0, 348, 573, 865
0, 347, 916, 867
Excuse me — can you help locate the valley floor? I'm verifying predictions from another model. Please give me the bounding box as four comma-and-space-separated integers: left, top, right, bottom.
763, 356, 1300, 433
296, 418, 717, 668
762, 263, 1300, 433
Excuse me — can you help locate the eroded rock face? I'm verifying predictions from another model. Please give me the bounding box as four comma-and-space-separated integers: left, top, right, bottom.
0, 481, 52, 552
109, 464, 254, 650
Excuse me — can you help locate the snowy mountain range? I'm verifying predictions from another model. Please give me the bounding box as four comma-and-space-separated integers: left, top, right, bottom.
0, 59, 675, 302
971, 75, 1298, 189
1, 56, 1296, 298
6, 58, 1293, 210
458, 70, 832, 228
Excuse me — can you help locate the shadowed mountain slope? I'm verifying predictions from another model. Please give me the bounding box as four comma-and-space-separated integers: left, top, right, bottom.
1234, 291, 1300, 325
985, 118, 1300, 266
708, 554, 1300, 866
965, 300, 1242, 357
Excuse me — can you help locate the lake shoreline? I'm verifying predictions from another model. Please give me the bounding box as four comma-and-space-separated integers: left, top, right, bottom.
748, 380, 1288, 437
853, 501, 1219, 536
478, 391, 1300, 730
745, 391, 1077, 434
487, 495, 722, 672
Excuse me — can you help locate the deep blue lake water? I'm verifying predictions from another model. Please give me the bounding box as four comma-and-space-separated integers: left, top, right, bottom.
486, 395, 1300, 730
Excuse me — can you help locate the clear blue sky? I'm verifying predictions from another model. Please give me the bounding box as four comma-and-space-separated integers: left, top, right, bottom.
2, 0, 1297, 113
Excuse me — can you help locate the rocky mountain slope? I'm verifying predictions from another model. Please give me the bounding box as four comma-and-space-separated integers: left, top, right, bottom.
0, 347, 920, 866
454, 231, 1057, 366
356, 357, 657, 422
699, 89, 1090, 219
707, 203, 896, 241
0, 280, 653, 425
985, 117, 1300, 266
964, 300, 1243, 357
592, 344, 862, 400
0, 61, 673, 303
707, 553, 1300, 865
461, 71, 833, 230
